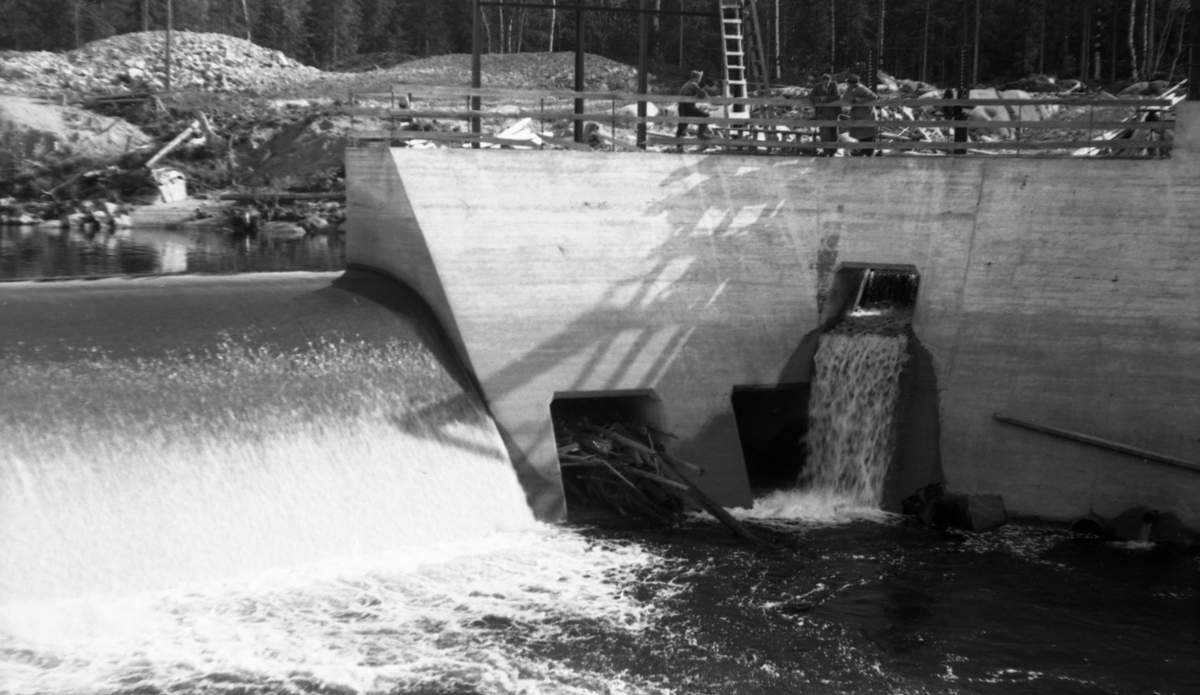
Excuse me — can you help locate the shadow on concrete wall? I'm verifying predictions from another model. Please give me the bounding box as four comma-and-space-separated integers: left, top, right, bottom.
885, 337, 945, 512
329, 270, 509, 463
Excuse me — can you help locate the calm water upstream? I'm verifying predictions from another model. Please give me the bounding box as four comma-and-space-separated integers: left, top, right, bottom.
0, 224, 344, 280
0, 220, 1196, 695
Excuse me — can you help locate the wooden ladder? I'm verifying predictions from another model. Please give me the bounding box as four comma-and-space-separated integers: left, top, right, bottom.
719, 0, 771, 130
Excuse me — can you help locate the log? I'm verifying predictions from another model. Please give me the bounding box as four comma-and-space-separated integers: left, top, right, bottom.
596, 458, 676, 524
655, 455, 776, 549
615, 465, 690, 491
582, 423, 705, 477
579, 422, 772, 548
144, 119, 200, 169
216, 192, 346, 202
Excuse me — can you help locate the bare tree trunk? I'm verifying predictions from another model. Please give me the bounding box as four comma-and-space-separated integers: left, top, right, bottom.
1145, 0, 1152, 76
482, 8, 493, 54
1167, 4, 1187, 80
774, 0, 781, 79
964, 0, 974, 83
1152, 2, 1177, 77
517, 8, 525, 52
1039, 0, 1046, 74
830, 0, 836, 67
923, 0, 934, 82
241, 0, 251, 41
878, 0, 886, 77
549, 0, 556, 52
1130, 0, 1141, 80
142, 0, 149, 31
497, 2, 506, 53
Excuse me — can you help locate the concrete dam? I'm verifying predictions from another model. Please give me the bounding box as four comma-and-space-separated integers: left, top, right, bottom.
344, 102, 1200, 532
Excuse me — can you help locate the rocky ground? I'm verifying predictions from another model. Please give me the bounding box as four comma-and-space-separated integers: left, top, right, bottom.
0, 31, 645, 231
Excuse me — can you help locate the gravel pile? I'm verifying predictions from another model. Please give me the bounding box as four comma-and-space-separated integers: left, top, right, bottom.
0, 31, 318, 98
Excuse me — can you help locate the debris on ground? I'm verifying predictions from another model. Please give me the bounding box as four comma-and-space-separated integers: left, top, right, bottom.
0, 29, 1186, 230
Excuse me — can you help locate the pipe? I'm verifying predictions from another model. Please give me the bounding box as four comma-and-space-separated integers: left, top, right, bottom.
993, 413, 1200, 474
1070, 513, 1113, 538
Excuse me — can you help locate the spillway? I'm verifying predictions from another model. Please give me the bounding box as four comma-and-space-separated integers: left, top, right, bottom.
0, 270, 537, 603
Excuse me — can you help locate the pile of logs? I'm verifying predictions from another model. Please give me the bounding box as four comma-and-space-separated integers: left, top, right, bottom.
556, 417, 772, 548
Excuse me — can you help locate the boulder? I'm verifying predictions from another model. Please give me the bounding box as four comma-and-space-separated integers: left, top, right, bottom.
0, 97, 152, 177
967, 88, 1012, 138
998, 89, 1053, 122
937, 494, 1008, 532
904, 484, 1008, 532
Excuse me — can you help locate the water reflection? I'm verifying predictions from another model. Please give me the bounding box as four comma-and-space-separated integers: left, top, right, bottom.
0, 224, 345, 280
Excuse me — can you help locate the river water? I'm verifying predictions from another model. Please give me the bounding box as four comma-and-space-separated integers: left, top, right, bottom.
0, 224, 1196, 695
0, 224, 344, 280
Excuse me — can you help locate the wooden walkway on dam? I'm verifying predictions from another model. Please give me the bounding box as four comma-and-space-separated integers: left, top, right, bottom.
346, 83, 1181, 158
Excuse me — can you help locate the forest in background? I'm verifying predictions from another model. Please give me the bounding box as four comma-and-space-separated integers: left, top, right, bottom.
0, 0, 1192, 88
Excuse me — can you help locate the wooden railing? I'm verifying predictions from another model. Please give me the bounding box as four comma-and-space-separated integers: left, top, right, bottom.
347, 85, 1177, 158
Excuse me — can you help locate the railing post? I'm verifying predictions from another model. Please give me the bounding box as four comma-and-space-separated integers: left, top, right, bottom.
471, 0, 482, 149
637, 0, 649, 150
575, 7, 585, 144
1189, 15, 1200, 101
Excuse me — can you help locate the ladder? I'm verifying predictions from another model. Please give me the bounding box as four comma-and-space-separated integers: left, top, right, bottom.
719, 0, 770, 121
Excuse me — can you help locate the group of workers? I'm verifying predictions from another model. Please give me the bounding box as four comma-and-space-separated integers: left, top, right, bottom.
675, 69, 881, 156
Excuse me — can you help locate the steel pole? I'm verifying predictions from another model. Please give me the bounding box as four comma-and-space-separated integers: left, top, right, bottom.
472, 0, 482, 145
575, 7, 584, 143
637, 0, 648, 149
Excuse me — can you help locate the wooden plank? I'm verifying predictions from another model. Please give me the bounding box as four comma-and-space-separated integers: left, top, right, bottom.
352, 84, 1172, 109
348, 130, 544, 148
351, 106, 1173, 133
217, 192, 346, 202
351, 129, 1170, 154
649, 135, 1170, 152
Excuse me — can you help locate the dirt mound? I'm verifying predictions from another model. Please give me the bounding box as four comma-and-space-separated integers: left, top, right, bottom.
295, 51, 648, 99
329, 52, 418, 73
0, 97, 152, 180
0, 31, 318, 98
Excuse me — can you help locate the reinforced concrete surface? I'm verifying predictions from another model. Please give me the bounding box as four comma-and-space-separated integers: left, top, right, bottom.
345, 103, 1200, 530
345, 104, 1200, 531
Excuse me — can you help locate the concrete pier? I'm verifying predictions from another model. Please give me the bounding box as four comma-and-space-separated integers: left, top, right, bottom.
345, 104, 1200, 531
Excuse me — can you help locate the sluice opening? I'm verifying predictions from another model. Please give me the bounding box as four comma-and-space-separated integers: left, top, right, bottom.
550, 392, 673, 521
801, 266, 920, 508
731, 384, 810, 493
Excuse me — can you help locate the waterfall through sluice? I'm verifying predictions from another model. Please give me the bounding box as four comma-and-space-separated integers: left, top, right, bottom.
800, 314, 910, 508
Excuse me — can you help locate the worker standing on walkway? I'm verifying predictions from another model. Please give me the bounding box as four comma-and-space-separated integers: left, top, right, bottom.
844, 74, 879, 156
809, 73, 843, 156
676, 70, 714, 149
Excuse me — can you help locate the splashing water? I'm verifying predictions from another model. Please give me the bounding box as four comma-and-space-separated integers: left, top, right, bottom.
0, 338, 537, 603
800, 329, 909, 507
0, 529, 674, 695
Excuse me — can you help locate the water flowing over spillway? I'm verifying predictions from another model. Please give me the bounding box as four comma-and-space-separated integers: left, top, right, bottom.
800, 322, 909, 507
0, 337, 539, 603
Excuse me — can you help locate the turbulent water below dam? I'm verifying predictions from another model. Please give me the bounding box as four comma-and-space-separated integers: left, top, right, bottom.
0, 294, 1197, 695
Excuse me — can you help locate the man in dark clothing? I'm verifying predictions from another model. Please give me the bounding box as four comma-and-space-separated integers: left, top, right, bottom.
676, 70, 714, 146
844, 74, 879, 156
809, 73, 842, 156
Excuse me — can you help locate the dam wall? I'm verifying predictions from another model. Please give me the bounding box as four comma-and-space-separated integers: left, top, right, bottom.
345, 103, 1200, 529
